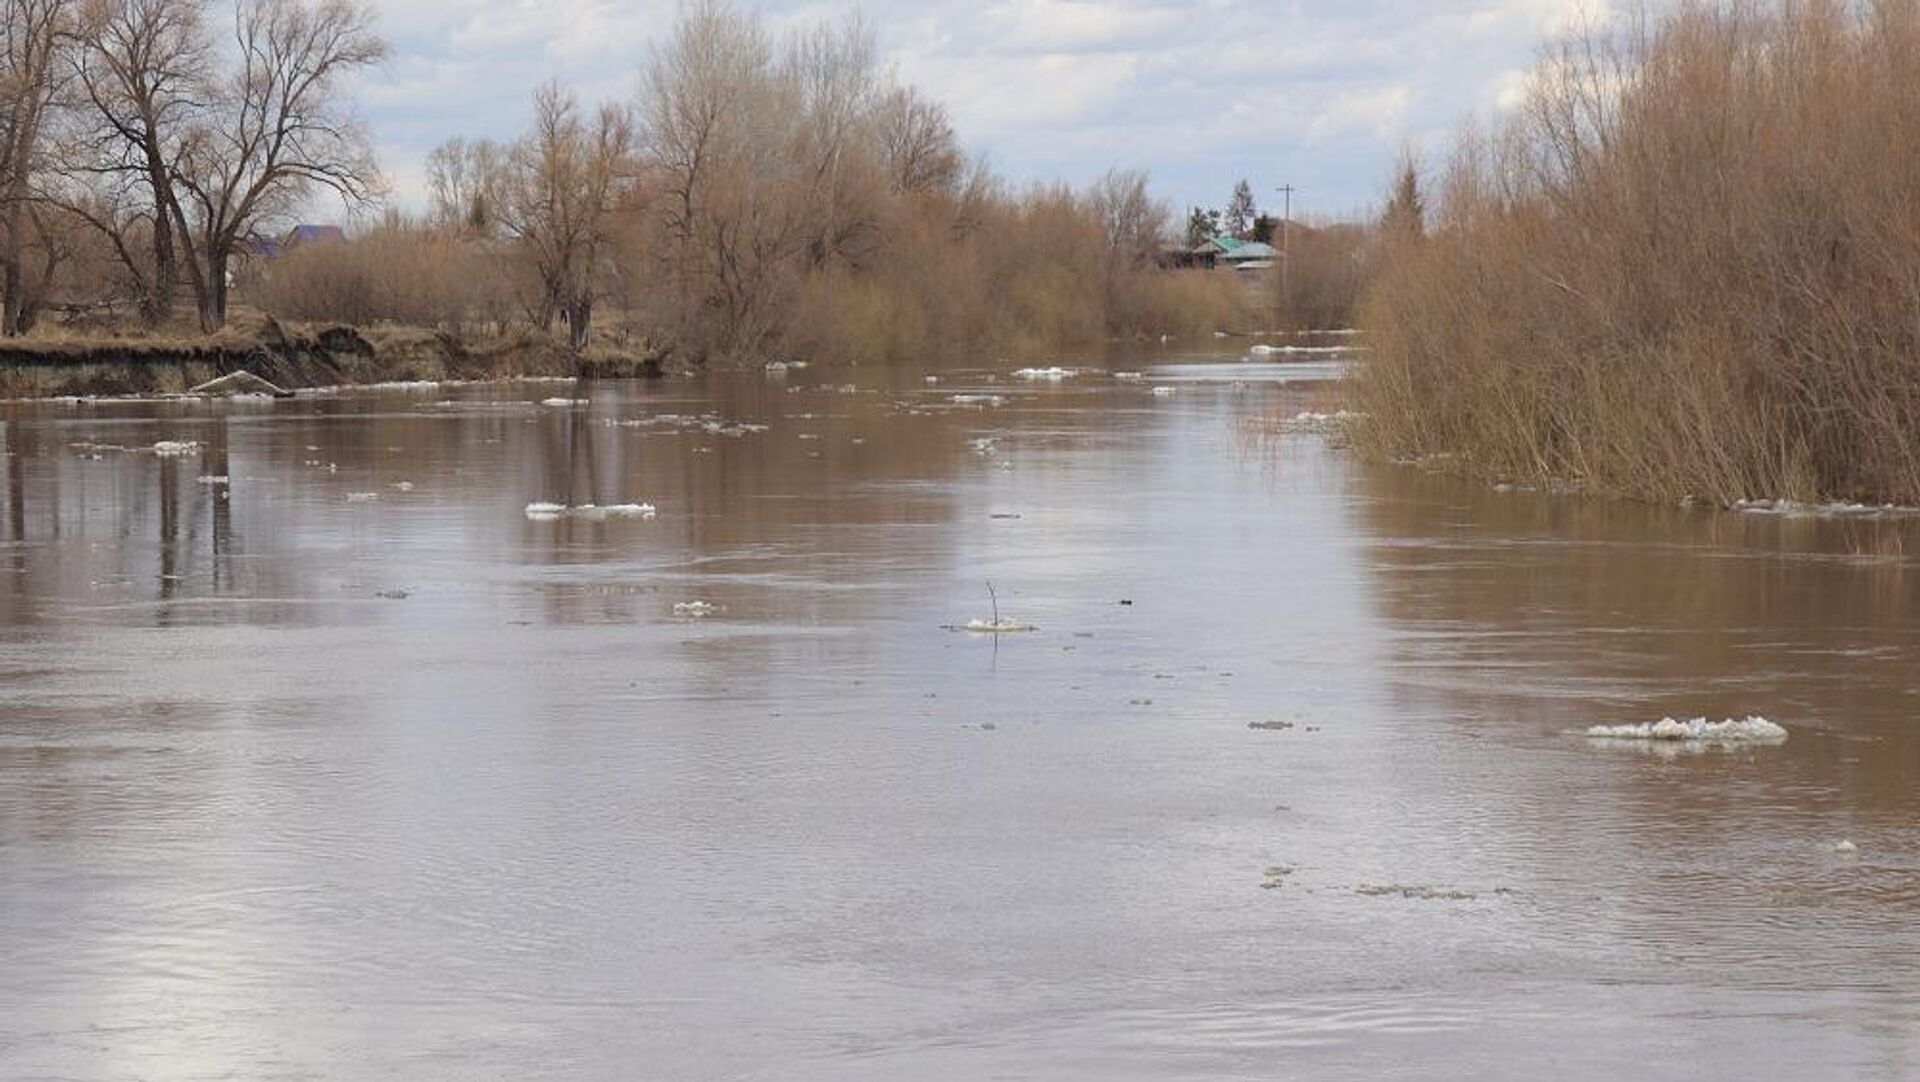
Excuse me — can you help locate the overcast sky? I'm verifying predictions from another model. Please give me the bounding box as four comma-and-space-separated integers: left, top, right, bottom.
357, 0, 1612, 222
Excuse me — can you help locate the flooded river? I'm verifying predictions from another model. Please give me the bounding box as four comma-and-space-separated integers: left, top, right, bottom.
3, 354, 1919, 1080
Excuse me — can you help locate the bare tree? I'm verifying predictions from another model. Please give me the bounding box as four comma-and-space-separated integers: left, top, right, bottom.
496, 83, 633, 347
61, 0, 210, 326
874, 85, 959, 197
1, 0, 72, 332
425, 134, 505, 237
782, 12, 880, 268
167, 0, 384, 330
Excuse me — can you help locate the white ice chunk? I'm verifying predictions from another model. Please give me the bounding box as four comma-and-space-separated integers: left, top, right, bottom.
1584, 716, 1788, 743
151, 440, 199, 456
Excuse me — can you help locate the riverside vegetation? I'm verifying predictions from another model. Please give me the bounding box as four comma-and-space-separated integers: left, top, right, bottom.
1353, 0, 1920, 506
0, 0, 1312, 391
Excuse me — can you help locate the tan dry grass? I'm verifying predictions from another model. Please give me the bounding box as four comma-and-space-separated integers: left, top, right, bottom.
1354, 0, 1920, 505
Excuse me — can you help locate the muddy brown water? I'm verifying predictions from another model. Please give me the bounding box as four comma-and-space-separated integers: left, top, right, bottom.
2, 354, 1918, 1080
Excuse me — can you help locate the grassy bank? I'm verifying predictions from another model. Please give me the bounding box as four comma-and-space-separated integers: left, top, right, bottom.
1353, 0, 1920, 506
0, 322, 664, 399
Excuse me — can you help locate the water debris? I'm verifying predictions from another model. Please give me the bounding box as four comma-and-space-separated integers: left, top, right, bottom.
346, 492, 380, 502
376, 589, 410, 600
1112, 371, 1144, 380
968, 437, 996, 455
1584, 716, 1787, 744
1150, 386, 1177, 397
924, 375, 939, 384
1260, 865, 1295, 889
190, 370, 293, 397
151, 440, 199, 456
1014, 366, 1076, 380
952, 580, 1035, 633
672, 600, 720, 617
949, 394, 1006, 407
1357, 884, 1478, 901
1248, 719, 1294, 731
524, 502, 657, 521
196, 475, 229, 485
540, 397, 589, 407
764, 360, 808, 373
391, 481, 415, 492
1835, 839, 1859, 854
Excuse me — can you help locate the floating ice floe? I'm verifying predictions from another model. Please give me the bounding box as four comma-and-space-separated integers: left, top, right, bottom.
346, 492, 380, 503
672, 600, 720, 617
1112, 371, 1144, 381
1150, 386, 1177, 397
366, 380, 441, 391
949, 394, 1006, 407
523, 501, 656, 521
151, 440, 199, 456
197, 475, 229, 485
1732, 499, 1915, 518
1584, 716, 1787, 744
968, 438, 996, 456
1249, 344, 1358, 356
540, 398, 589, 407
1284, 410, 1367, 433
1835, 839, 1859, 854
963, 618, 1037, 633
1014, 367, 1075, 381
764, 360, 808, 373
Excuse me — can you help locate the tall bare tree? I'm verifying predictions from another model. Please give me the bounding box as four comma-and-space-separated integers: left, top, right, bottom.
874, 85, 959, 197
168, 0, 384, 330
1, 0, 71, 333
425, 134, 505, 237
62, 0, 210, 326
496, 83, 633, 347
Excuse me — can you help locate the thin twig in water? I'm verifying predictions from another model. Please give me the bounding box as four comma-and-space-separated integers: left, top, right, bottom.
986, 580, 999, 625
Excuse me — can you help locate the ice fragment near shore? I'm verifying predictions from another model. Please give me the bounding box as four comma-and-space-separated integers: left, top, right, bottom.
1014, 367, 1075, 380
673, 600, 719, 617
524, 501, 656, 521
152, 440, 199, 456
1585, 716, 1787, 743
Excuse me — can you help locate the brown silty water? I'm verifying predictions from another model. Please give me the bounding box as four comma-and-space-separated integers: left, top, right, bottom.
2, 350, 1917, 1080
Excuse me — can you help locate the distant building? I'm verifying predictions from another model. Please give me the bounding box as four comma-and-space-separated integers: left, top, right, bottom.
282, 224, 348, 249
1222, 240, 1279, 272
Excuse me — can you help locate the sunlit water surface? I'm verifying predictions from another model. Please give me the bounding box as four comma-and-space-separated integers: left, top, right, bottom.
3, 352, 1919, 1080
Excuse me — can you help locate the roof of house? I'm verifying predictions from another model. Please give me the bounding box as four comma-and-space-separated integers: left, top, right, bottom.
284, 224, 347, 246
1224, 241, 1280, 261
1193, 235, 1247, 255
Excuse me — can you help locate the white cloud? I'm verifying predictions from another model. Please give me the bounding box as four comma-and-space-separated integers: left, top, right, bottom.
353, 0, 1652, 216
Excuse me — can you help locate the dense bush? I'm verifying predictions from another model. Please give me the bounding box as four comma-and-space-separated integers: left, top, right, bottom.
1354, 0, 1920, 504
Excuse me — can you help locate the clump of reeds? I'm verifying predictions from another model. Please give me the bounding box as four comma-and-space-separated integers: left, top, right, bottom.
1353, 0, 1920, 505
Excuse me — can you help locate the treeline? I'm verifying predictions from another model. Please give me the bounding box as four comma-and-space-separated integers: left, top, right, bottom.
261, 2, 1254, 364
1355, 0, 1920, 504
3, 0, 1260, 364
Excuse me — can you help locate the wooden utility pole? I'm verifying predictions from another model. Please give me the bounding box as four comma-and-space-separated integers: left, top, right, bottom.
1275, 184, 1295, 326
